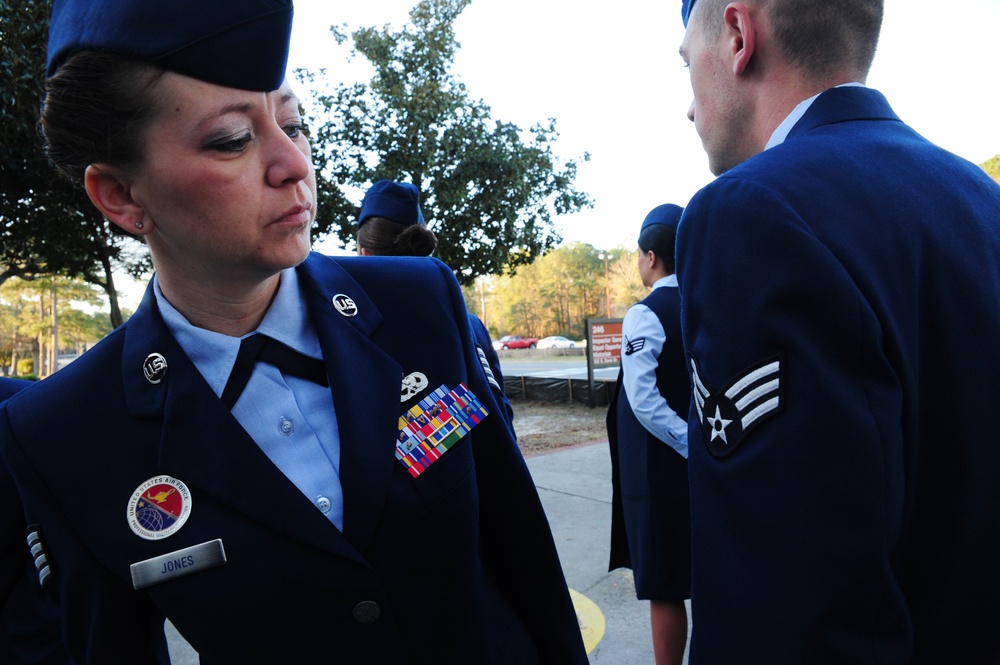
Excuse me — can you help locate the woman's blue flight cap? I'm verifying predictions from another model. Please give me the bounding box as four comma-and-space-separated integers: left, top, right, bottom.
358, 181, 425, 228
640, 203, 684, 234
46, 0, 294, 92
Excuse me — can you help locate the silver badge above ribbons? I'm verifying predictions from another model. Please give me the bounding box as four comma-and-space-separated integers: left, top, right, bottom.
401, 372, 429, 402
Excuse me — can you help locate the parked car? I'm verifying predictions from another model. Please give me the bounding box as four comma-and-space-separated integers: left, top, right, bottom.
537, 336, 577, 349
492, 335, 539, 350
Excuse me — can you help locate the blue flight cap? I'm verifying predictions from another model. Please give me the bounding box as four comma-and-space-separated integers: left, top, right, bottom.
358, 181, 424, 228
641, 203, 684, 234
682, 0, 697, 27
46, 0, 294, 92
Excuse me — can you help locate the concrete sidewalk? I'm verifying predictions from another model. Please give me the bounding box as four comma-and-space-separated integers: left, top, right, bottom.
526, 441, 690, 664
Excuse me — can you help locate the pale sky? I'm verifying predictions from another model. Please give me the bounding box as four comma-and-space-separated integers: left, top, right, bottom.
287, 0, 1000, 255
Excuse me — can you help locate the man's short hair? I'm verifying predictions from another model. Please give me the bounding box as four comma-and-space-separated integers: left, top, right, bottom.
693, 0, 884, 81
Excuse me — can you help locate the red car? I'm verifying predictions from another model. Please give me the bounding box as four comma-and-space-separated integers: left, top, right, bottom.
493, 335, 539, 350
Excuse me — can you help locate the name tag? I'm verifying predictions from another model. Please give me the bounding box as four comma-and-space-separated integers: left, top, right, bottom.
130, 539, 227, 590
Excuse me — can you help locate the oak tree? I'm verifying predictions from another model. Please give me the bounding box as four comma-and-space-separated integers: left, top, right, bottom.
302, 0, 592, 284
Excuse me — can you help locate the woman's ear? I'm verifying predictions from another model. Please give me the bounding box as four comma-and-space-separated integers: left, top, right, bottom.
84, 164, 151, 235
646, 250, 660, 271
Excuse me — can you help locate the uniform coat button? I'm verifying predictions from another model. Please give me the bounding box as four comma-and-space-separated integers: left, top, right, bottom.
353, 600, 382, 624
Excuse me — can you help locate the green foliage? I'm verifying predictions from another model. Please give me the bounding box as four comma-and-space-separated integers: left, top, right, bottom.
466, 243, 641, 340
0, 0, 147, 327
981, 154, 1000, 184
300, 0, 592, 284
0, 275, 110, 377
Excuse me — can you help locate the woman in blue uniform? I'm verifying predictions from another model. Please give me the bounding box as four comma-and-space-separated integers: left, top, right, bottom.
355, 179, 514, 431
0, 1, 586, 663
607, 204, 691, 665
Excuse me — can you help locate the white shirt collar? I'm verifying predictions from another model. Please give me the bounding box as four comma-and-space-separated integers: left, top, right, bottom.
765, 82, 865, 150
153, 268, 321, 396
651, 274, 678, 290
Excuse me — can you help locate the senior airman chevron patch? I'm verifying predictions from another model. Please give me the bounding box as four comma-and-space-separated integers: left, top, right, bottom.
690, 355, 783, 457
624, 337, 646, 356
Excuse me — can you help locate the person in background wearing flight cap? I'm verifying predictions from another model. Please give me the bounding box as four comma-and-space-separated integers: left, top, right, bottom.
0, 377, 73, 664
676, 0, 1000, 661
0, 0, 588, 662
607, 203, 690, 665
356, 179, 515, 432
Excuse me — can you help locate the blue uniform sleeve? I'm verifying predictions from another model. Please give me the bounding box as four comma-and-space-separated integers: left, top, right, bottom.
466, 313, 516, 435
0, 405, 169, 664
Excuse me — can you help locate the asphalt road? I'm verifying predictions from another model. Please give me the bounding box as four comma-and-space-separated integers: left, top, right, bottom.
499, 356, 620, 381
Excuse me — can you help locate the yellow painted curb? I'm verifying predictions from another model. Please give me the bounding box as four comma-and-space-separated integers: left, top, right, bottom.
570, 588, 606, 654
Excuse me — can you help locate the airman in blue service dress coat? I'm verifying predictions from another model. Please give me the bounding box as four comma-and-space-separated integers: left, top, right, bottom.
677, 84, 1000, 662
0, 254, 587, 664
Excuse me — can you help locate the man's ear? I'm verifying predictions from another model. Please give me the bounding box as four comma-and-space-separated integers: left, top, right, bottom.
725, 2, 757, 76
83, 164, 151, 235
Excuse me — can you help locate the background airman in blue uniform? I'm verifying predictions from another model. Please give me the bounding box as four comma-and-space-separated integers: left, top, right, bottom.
608, 204, 690, 665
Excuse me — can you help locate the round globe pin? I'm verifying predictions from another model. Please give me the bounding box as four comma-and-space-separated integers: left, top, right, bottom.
127, 476, 192, 540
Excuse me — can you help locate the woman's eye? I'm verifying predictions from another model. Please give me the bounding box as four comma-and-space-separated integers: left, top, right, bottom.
283, 122, 305, 139
208, 132, 253, 153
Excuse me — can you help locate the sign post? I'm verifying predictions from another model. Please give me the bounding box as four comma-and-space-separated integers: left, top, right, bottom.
586, 318, 623, 407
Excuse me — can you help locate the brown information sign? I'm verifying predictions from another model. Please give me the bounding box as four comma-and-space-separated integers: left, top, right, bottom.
586, 318, 623, 406
588, 319, 623, 367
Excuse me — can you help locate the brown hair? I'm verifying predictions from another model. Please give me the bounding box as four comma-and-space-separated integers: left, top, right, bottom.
694, 0, 883, 81
41, 51, 165, 184
357, 217, 438, 257
638, 224, 677, 275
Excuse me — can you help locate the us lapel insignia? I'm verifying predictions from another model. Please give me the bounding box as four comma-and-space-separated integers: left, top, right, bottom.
401, 371, 429, 402
143, 353, 168, 384
690, 354, 783, 458
396, 383, 489, 478
127, 476, 192, 540
332, 293, 358, 317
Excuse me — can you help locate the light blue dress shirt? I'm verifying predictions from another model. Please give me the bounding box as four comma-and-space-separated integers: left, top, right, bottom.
765, 82, 865, 150
620, 275, 689, 458
154, 269, 344, 530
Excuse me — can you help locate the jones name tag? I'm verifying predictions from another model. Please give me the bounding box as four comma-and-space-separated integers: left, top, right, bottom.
130, 539, 227, 590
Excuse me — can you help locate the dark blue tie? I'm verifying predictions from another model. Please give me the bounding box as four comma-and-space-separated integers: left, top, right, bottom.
221, 333, 328, 410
